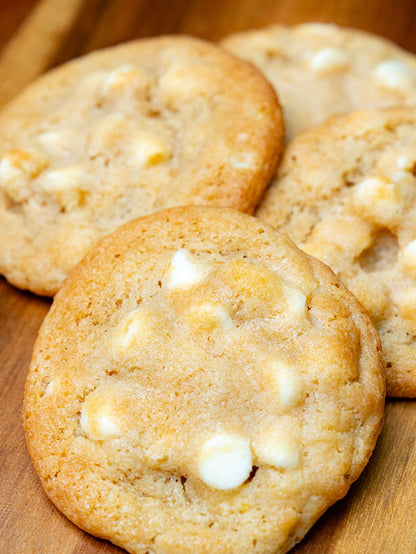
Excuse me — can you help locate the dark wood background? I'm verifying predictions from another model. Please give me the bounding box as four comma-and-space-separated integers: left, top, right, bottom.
1, 1, 416, 552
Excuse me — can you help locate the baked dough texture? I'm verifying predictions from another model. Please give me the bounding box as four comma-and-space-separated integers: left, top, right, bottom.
0, 35, 283, 296
257, 106, 416, 397
24, 206, 384, 554
221, 22, 416, 140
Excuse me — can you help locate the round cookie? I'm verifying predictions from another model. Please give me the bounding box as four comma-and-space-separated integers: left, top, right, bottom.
257, 105, 416, 397
221, 22, 416, 141
24, 206, 384, 554
0, 35, 283, 296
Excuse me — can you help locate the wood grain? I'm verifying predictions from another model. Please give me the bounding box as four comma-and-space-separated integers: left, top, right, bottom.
0, 0, 86, 108
1, 1, 416, 552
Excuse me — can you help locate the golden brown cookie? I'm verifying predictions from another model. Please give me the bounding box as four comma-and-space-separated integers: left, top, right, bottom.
222, 22, 416, 140
257, 105, 416, 397
24, 206, 384, 554
0, 36, 283, 296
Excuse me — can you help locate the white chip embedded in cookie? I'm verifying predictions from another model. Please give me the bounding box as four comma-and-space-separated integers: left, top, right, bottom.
24, 206, 384, 554
221, 22, 416, 140
257, 105, 416, 397
0, 35, 283, 296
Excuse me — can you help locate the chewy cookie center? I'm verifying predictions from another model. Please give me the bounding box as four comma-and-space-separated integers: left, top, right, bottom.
77, 248, 359, 492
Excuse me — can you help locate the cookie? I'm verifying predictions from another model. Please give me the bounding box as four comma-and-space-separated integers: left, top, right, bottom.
221, 22, 416, 140
24, 206, 384, 554
0, 36, 283, 296
257, 105, 416, 397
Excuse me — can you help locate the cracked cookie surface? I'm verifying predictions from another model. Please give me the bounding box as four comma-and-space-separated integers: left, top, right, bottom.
24, 206, 384, 554
0, 35, 283, 295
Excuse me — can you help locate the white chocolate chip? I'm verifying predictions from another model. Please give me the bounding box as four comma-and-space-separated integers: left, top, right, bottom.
0, 149, 48, 201
254, 425, 300, 470
80, 388, 123, 440
79, 70, 108, 94
0, 150, 43, 177
158, 64, 213, 108
375, 149, 416, 182
129, 132, 171, 168
167, 249, 204, 289
229, 152, 255, 170
102, 64, 151, 96
221, 258, 307, 321
110, 307, 159, 353
198, 434, 252, 490
36, 129, 80, 158
43, 380, 55, 397
265, 359, 304, 408
89, 112, 171, 167
400, 239, 416, 275
186, 301, 233, 332
282, 284, 307, 321
388, 171, 416, 190
396, 154, 415, 172
85, 413, 122, 439
351, 176, 403, 225
374, 60, 416, 92
206, 303, 233, 330
0, 157, 23, 196
309, 47, 350, 73
39, 165, 88, 209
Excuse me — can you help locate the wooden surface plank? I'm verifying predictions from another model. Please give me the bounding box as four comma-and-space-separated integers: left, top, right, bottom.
0, 0, 39, 52
1, 1, 416, 552
0, 0, 85, 108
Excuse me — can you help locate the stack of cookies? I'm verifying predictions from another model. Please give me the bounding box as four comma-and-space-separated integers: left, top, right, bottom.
1, 23, 414, 553
222, 23, 416, 398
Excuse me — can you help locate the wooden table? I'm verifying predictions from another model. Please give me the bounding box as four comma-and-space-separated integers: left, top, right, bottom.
1, 1, 416, 552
